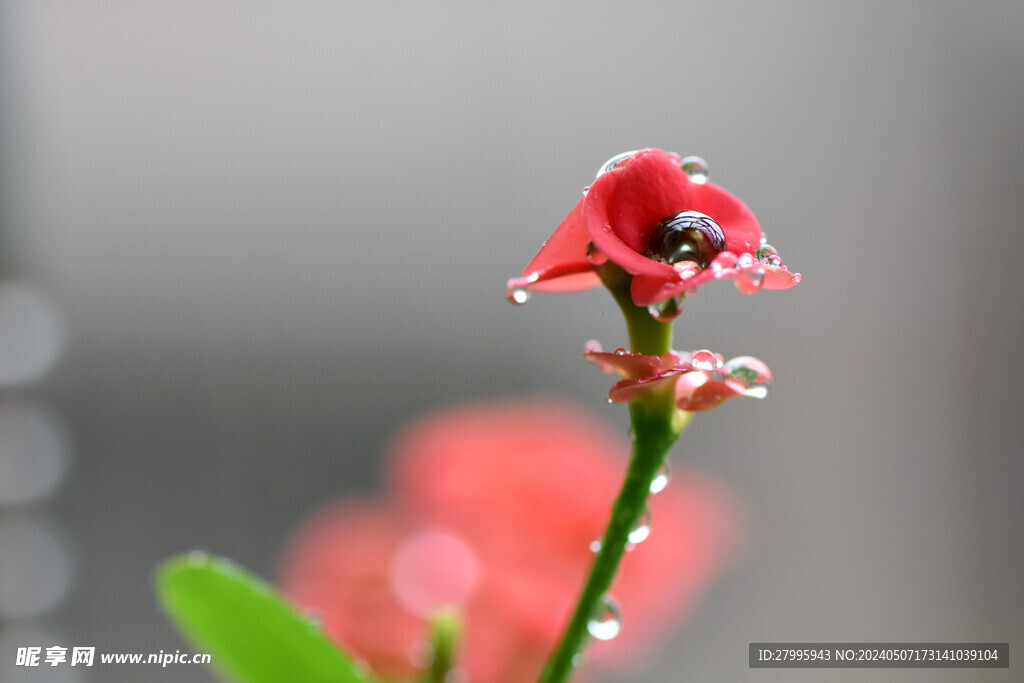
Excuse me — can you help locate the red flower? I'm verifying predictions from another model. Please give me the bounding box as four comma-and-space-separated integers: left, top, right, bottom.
508, 149, 800, 306
279, 399, 742, 682
585, 341, 772, 412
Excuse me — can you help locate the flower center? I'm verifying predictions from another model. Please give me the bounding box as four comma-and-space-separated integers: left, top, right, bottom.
646, 211, 726, 268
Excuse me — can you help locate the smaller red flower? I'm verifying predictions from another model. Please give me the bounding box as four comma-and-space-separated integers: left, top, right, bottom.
584, 341, 772, 412
508, 149, 800, 306
279, 399, 743, 682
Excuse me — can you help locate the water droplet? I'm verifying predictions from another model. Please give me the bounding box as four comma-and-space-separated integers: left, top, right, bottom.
759, 234, 769, 246
581, 185, 591, 196
596, 150, 639, 178
690, 349, 720, 371
646, 296, 681, 322
585, 242, 608, 265
506, 287, 530, 304
646, 211, 725, 267
587, 596, 622, 641
613, 347, 627, 355
305, 609, 325, 628
679, 155, 709, 184
589, 539, 602, 553
571, 653, 583, 668
186, 550, 209, 567
734, 269, 765, 294
725, 356, 772, 398
583, 339, 602, 353
649, 462, 671, 494
755, 243, 782, 266
628, 507, 651, 545
709, 251, 738, 278
734, 254, 765, 294
605, 397, 614, 404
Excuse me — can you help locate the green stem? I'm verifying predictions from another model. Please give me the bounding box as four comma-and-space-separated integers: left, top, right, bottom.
538, 264, 689, 683
419, 610, 460, 683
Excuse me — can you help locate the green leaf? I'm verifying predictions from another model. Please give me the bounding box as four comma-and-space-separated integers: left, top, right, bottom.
156, 552, 371, 683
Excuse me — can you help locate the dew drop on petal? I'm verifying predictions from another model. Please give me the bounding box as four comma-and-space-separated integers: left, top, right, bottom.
679, 155, 709, 184
650, 462, 671, 494
506, 286, 531, 305
613, 347, 627, 355
583, 339, 603, 353
646, 211, 725, 267
755, 244, 782, 266
725, 356, 772, 398
596, 150, 639, 178
710, 251, 738, 278
589, 539, 602, 553
582, 185, 591, 196
759, 234, 769, 246
690, 349, 720, 371
628, 507, 652, 545
587, 596, 622, 641
735, 269, 765, 294
585, 242, 608, 265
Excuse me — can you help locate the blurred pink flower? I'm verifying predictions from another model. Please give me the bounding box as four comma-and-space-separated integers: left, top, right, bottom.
279, 398, 743, 682
507, 149, 800, 305
585, 343, 773, 412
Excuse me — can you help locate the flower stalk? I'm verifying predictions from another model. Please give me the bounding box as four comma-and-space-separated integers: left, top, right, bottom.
538, 263, 691, 683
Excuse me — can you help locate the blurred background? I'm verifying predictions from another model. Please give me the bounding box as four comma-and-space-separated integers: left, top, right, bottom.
1, 1, 1022, 681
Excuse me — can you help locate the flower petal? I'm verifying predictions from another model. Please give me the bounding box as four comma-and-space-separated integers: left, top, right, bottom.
584, 347, 667, 380
513, 199, 601, 293
583, 152, 680, 278
685, 182, 762, 255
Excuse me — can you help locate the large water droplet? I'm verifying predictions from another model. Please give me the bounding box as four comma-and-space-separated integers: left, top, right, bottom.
647, 297, 682, 322
646, 211, 725, 268
596, 150, 639, 178
587, 596, 622, 641
756, 243, 782, 266
680, 155, 709, 184
689, 349, 720, 371
650, 462, 671, 494
628, 507, 651, 545
725, 356, 772, 398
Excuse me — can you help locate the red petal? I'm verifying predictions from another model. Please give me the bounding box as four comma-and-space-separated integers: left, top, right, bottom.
607, 373, 681, 403
674, 375, 743, 412
584, 349, 666, 379
583, 153, 679, 278
762, 265, 803, 290
516, 198, 600, 292
686, 182, 762, 255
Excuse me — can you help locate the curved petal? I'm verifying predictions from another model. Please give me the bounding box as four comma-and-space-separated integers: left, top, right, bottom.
583, 154, 679, 278
686, 182, 762, 255
674, 374, 744, 412
584, 348, 666, 380
762, 265, 803, 290
608, 372, 683, 403
514, 199, 600, 293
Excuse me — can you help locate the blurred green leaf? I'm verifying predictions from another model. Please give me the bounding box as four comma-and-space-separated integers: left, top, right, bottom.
156, 552, 371, 683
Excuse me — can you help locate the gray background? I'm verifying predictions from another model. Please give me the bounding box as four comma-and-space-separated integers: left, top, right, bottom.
2, 1, 1022, 681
